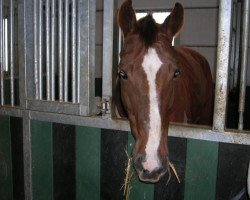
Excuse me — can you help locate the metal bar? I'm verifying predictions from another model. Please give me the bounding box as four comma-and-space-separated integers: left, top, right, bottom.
46, 0, 51, 100
102, 0, 114, 103
72, 0, 77, 103
19, 0, 35, 109
27, 99, 81, 115
78, 0, 96, 115
28, 111, 250, 145
229, 14, 235, 92
64, 0, 69, 102
2, 18, 6, 104
0, 0, 3, 105
238, 0, 249, 130
10, 0, 14, 106
38, 0, 43, 99
58, 0, 63, 101
34, 0, 39, 99
213, 0, 233, 131
0, 107, 249, 145
0, 106, 23, 117
76, 0, 82, 103
76, 0, 80, 103
23, 111, 33, 200
233, 2, 241, 89
51, 0, 56, 101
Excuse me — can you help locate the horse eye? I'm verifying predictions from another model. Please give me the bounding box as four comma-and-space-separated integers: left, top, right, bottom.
174, 68, 180, 78
119, 70, 128, 80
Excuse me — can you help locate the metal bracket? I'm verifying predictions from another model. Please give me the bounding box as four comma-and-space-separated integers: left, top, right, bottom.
102, 96, 111, 117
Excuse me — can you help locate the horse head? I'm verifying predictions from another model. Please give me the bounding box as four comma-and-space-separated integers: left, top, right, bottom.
117, 0, 184, 183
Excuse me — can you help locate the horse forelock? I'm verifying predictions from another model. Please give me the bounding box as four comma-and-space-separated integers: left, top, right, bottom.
137, 14, 158, 47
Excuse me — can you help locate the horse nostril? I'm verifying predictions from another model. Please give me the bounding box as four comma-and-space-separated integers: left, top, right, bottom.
133, 154, 144, 172
143, 169, 150, 175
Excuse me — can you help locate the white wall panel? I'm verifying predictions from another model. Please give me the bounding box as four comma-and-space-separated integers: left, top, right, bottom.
180, 9, 218, 46
118, 0, 218, 10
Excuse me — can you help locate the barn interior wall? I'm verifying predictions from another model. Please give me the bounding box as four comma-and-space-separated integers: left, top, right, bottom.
0, 116, 249, 200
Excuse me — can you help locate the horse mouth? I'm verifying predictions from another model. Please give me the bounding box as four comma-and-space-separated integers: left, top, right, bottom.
137, 167, 168, 183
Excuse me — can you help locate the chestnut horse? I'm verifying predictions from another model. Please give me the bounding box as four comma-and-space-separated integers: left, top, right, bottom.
116, 0, 213, 183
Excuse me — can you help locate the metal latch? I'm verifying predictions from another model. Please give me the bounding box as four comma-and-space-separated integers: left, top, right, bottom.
102, 96, 111, 116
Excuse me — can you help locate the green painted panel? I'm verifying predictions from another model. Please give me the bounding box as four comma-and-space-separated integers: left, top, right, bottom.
31, 120, 53, 200
127, 133, 154, 200
0, 115, 13, 200
184, 139, 218, 200
76, 127, 101, 200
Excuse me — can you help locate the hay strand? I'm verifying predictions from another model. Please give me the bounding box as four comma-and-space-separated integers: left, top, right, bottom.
122, 150, 134, 200
169, 162, 181, 183
122, 149, 181, 199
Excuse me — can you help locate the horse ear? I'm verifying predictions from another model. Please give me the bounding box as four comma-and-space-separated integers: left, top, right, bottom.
117, 0, 137, 37
162, 3, 184, 39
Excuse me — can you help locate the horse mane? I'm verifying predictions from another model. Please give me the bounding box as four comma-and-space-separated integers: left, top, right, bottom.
137, 14, 158, 47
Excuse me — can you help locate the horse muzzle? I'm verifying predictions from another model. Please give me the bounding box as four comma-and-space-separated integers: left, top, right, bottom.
133, 154, 169, 183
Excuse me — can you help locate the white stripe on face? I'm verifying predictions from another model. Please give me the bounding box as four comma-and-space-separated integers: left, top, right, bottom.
141, 48, 162, 172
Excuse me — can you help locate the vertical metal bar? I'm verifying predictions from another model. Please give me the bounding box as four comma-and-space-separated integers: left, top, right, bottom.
58, 0, 64, 101
51, 0, 56, 101
229, 31, 235, 91
23, 111, 33, 200
102, 0, 114, 99
78, 0, 96, 115
229, 2, 236, 92
0, 0, 3, 105
10, 0, 14, 106
213, 0, 233, 131
238, 0, 249, 130
20, 0, 35, 187
34, 0, 39, 99
102, 0, 118, 117
38, 0, 43, 99
233, 2, 241, 89
76, 0, 80, 103
72, 0, 77, 103
19, 1, 33, 197
19, 0, 34, 109
3, 18, 6, 72
46, 0, 51, 100
64, 0, 69, 102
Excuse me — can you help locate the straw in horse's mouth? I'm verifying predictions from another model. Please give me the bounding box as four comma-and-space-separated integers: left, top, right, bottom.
169, 162, 181, 184
121, 150, 134, 200
122, 150, 181, 200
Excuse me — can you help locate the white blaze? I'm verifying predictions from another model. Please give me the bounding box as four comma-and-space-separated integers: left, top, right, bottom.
142, 48, 162, 172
